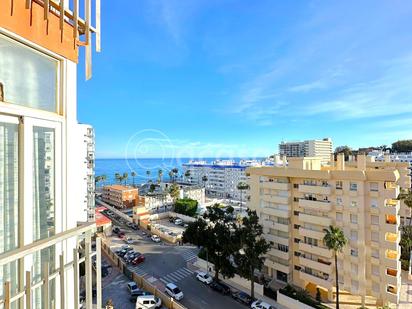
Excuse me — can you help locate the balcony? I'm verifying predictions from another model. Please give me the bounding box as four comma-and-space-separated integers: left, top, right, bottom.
268, 248, 290, 260
384, 183, 400, 199
298, 256, 332, 274
261, 194, 290, 205
299, 270, 333, 289
298, 213, 332, 227
262, 220, 290, 233
299, 243, 332, 258
261, 207, 290, 218
261, 182, 291, 191
298, 184, 331, 195
299, 199, 331, 212
0, 223, 101, 309
299, 227, 325, 240
264, 234, 289, 246
264, 259, 291, 274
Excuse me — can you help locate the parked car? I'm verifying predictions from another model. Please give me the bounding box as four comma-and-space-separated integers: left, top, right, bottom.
132, 253, 145, 265
112, 227, 120, 234
232, 291, 253, 305
129, 291, 152, 303
118, 231, 126, 239
151, 235, 161, 243
127, 282, 139, 295
209, 280, 231, 295
165, 283, 184, 300
124, 237, 134, 245
135, 295, 162, 309
131, 223, 139, 230
195, 271, 213, 284
169, 217, 176, 223
174, 218, 183, 225
250, 300, 274, 309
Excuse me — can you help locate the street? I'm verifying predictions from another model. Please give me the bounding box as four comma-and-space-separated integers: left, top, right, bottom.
104, 222, 245, 309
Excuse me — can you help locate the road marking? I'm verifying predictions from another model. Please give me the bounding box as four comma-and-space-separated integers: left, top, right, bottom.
159, 278, 168, 284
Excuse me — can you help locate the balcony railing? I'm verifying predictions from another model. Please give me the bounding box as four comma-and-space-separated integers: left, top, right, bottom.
0, 223, 101, 309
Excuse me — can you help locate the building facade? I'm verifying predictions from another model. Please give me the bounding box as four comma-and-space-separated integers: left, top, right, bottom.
101, 185, 139, 209
182, 160, 262, 200
279, 138, 333, 164
248, 155, 411, 306
0, 1, 101, 308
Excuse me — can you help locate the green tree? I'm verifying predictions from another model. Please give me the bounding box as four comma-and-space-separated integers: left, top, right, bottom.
202, 175, 208, 187
114, 173, 121, 184
174, 198, 198, 217
172, 168, 179, 182
323, 226, 348, 309
158, 169, 163, 184
399, 189, 412, 225
101, 174, 107, 186
183, 205, 238, 281
168, 171, 174, 183
169, 183, 180, 201
234, 209, 272, 298
146, 170, 151, 183
95, 175, 102, 186
131, 171, 137, 187
392, 140, 412, 153
123, 172, 128, 186
149, 183, 157, 193
335, 145, 352, 161
184, 170, 191, 182
237, 182, 250, 212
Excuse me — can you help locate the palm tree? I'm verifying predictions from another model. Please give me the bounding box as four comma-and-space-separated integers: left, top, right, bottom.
131, 171, 136, 187
114, 173, 121, 184
101, 174, 107, 186
399, 189, 412, 225
172, 168, 179, 182
168, 171, 174, 183
95, 175, 102, 187
184, 170, 191, 182
237, 182, 250, 213
146, 170, 151, 183
323, 225, 348, 309
123, 172, 128, 186
158, 169, 163, 184
202, 175, 208, 187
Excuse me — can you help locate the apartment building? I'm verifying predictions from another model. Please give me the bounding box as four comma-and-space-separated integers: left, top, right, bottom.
0, 1, 101, 308
248, 155, 411, 306
102, 185, 139, 208
279, 138, 333, 164
182, 160, 262, 200
160, 182, 206, 205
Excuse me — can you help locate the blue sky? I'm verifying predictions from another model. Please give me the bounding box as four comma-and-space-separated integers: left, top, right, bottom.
77, 0, 412, 159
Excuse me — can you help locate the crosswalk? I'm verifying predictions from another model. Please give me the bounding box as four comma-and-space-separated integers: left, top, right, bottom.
159, 267, 194, 285
180, 249, 198, 262
129, 264, 148, 277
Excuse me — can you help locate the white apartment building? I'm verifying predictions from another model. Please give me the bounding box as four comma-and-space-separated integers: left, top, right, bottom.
0, 1, 101, 309
279, 138, 333, 164
182, 160, 262, 200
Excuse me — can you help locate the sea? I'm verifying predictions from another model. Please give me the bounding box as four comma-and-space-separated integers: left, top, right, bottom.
95, 157, 262, 186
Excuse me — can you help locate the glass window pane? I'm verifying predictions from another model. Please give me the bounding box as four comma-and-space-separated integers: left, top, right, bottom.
0, 34, 58, 112
0, 121, 19, 302
33, 127, 55, 241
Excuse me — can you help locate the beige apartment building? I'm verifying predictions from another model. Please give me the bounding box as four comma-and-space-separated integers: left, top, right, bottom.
101, 185, 140, 208
247, 154, 411, 306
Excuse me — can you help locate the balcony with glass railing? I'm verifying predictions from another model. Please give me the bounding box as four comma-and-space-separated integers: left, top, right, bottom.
298, 183, 331, 195
298, 197, 331, 212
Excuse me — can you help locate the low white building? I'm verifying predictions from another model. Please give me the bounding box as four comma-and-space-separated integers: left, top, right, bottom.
161, 182, 206, 205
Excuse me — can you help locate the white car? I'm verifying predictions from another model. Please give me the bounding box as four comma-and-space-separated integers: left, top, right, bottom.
151, 235, 161, 243
165, 283, 184, 300
174, 218, 183, 225
251, 300, 275, 309
135, 295, 161, 309
195, 271, 212, 284
127, 282, 139, 294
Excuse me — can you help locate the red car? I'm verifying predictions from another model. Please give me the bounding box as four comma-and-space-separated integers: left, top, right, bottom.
118, 231, 126, 239
132, 253, 145, 265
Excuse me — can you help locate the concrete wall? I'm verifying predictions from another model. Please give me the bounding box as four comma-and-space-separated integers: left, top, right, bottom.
277, 292, 317, 309
96, 199, 133, 223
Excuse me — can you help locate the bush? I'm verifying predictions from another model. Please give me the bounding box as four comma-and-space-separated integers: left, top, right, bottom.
279, 285, 329, 309
174, 198, 198, 217
401, 259, 410, 271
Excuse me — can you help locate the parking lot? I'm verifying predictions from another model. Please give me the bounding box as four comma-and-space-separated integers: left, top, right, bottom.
150, 217, 187, 238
